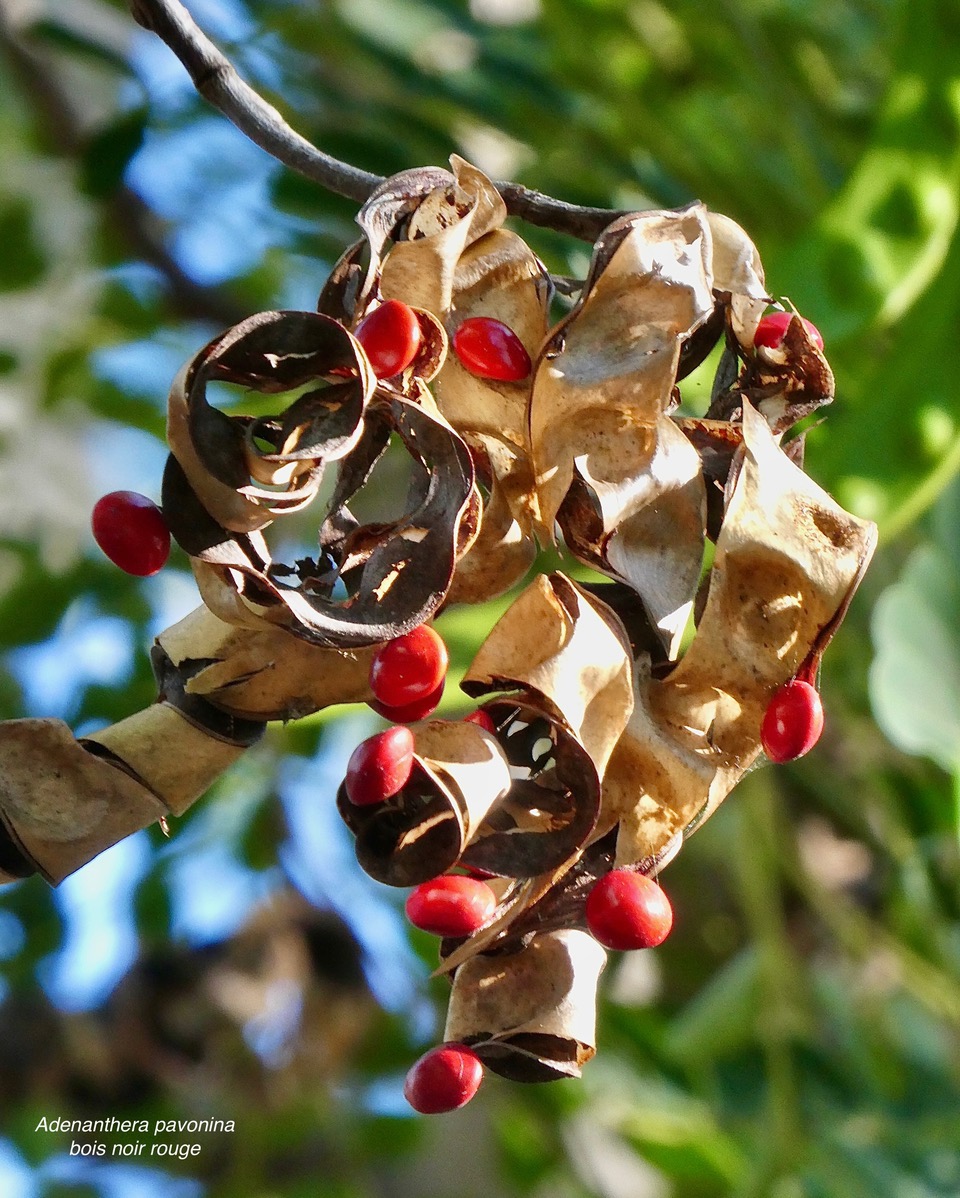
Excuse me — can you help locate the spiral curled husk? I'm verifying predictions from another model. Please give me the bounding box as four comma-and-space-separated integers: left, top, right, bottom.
0, 160, 875, 1091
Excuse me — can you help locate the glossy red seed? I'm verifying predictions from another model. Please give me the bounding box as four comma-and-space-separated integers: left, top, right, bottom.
403, 1044, 484, 1114
91, 491, 170, 577
452, 317, 531, 382
761, 678, 824, 763
464, 709, 496, 733
369, 625, 448, 709
754, 310, 824, 351
354, 299, 423, 378
344, 725, 415, 806
405, 874, 497, 937
369, 680, 444, 724
585, 870, 673, 951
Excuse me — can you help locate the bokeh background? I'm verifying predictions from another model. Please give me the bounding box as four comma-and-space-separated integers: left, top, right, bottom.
0, 0, 959, 1194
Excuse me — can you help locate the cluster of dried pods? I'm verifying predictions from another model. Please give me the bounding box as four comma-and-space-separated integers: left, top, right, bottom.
0, 157, 876, 1112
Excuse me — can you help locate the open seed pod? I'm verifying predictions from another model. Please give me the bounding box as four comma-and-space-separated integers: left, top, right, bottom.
708, 305, 834, 431
443, 928, 607, 1082
603, 401, 877, 865
154, 604, 378, 722
530, 207, 716, 659
458, 698, 601, 879
82, 704, 251, 820
163, 305, 477, 646
336, 720, 513, 887
463, 572, 635, 776
367, 157, 510, 317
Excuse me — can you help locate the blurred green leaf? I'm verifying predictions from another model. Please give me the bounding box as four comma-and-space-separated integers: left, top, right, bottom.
869, 542, 960, 773
80, 108, 148, 200
0, 196, 46, 290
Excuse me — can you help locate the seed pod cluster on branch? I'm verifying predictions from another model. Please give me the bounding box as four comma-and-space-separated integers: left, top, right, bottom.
0, 157, 876, 1108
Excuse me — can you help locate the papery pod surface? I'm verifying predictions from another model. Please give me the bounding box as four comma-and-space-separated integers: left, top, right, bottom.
443, 928, 607, 1082
530, 206, 716, 658
605, 401, 877, 865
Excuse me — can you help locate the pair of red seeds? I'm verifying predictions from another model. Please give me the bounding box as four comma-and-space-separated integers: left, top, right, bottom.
345, 624, 449, 807
354, 299, 531, 382
405, 866, 674, 950
367, 623, 448, 723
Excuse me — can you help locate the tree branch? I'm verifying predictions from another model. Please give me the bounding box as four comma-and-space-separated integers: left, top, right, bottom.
129, 0, 623, 243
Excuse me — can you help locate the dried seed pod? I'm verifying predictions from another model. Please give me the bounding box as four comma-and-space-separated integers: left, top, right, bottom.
707, 303, 834, 432
604, 401, 877, 865
164, 346, 477, 646
443, 929, 607, 1082
336, 720, 513, 887
0, 719, 178, 884
167, 311, 371, 535
371, 157, 551, 604
704, 210, 769, 347
369, 157, 509, 317
463, 573, 634, 777
458, 698, 601, 880
154, 605, 377, 722
530, 207, 715, 659
83, 704, 252, 818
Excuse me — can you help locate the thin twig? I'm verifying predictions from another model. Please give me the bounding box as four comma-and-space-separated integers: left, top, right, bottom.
129, 0, 623, 243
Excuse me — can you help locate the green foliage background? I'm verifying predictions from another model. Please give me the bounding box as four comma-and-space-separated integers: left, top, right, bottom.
1, 0, 960, 1195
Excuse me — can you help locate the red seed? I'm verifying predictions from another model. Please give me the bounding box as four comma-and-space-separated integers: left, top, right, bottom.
369, 680, 445, 724
403, 1044, 484, 1114
464, 709, 496, 733
405, 874, 497, 937
585, 870, 673, 951
354, 299, 423, 378
369, 625, 448, 709
761, 678, 824, 763
754, 310, 824, 351
91, 491, 170, 577
344, 725, 415, 806
452, 317, 531, 382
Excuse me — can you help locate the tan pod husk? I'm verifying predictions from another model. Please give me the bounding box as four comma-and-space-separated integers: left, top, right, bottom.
156, 604, 377, 721
0, 718, 168, 884
443, 928, 607, 1082
85, 704, 247, 818
529, 207, 715, 658
605, 401, 878, 865
464, 573, 634, 776
375, 157, 510, 317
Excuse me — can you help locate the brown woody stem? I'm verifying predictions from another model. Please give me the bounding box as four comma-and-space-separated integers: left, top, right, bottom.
129, 0, 622, 242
